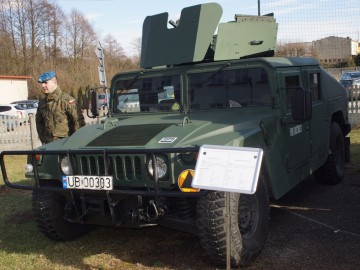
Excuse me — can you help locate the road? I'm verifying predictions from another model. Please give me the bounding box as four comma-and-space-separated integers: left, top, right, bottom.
245, 169, 360, 270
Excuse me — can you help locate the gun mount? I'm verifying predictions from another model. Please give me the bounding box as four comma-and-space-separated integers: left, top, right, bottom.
141, 2, 278, 68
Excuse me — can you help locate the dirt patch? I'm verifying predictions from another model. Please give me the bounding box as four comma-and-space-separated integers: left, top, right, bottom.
0, 185, 31, 196
6, 210, 34, 224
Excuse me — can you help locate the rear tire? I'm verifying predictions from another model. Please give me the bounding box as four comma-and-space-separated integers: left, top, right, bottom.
196, 176, 269, 267
315, 122, 345, 185
32, 190, 92, 241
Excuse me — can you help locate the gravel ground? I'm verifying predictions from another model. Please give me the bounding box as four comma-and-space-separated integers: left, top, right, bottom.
118, 168, 360, 270
244, 170, 360, 270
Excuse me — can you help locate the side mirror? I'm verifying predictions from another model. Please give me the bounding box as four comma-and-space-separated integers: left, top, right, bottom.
291, 88, 312, 122
85, 89, 99, 118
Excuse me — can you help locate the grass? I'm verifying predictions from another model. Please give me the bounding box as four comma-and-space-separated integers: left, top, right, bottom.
346, 127, 360, 174
0, 128, 359, 270
349, 128, 360, 161
0, 189, 210, 270
0, 156, 210, 270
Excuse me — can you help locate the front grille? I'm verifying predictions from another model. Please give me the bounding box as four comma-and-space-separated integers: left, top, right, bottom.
78, 155, 144, 182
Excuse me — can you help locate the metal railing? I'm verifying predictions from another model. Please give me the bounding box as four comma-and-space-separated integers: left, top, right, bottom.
347, 86, 360, 125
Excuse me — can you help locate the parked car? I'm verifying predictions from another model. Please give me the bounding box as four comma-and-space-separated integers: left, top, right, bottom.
98, 93, 109, 109
11, 100, 38, 114
340, 71, 360, 88
0, 104, 28, 131
117, 89, 140, 112
0, 104, 28, 117
339, 71, 360, 100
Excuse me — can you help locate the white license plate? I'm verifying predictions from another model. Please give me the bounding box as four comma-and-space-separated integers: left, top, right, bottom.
62, 175, 113, 190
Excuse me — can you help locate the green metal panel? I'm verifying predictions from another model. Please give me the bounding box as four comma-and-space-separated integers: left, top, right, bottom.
141, 3, 222, 68
214, 15, 278, 61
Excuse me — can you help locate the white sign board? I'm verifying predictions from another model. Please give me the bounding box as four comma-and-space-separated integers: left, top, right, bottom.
192, 145, 263, 194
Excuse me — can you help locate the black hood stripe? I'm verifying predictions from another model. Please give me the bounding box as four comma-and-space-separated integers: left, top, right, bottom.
87, 124, 171, 147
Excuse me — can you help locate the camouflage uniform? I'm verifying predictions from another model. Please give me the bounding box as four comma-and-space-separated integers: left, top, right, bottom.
36, 87, 85, 144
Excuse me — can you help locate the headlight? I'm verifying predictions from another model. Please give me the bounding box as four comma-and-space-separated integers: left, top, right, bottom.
60, 156, 73, 175
25, 164, 33, 173
147, 156, 168, 179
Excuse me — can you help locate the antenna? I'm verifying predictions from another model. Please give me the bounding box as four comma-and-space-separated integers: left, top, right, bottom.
95, 41, 107, 88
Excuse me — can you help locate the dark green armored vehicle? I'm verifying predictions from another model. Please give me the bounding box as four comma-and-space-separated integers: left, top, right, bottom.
0, 3, 351, 267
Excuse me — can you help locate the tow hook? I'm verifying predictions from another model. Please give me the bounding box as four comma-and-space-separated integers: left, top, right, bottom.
130, 197, 165, 223
147, 200, 159, 221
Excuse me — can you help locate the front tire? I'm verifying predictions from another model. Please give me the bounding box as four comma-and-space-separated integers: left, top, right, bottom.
315, 122, 345, 185
196, 176, 269, 267
32, 190, 92, 241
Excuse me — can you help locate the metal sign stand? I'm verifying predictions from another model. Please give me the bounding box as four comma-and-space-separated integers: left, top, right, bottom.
225, 192, 231, 270
191, 145, 264, 270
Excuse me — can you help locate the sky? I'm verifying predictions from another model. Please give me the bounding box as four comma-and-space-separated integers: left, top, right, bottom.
57, 0, 360, 56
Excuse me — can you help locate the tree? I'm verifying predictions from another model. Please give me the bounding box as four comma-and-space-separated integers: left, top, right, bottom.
0, 0, 145, 96
131, 37, 141, 67
64, 9, 96, 61
38, 1, 65, 66
334, 57, 355, 68
275, 42, 314, 58
131, 37, 141, 57
354, 54, 360, 67
62, 9, 98, 91
77, 86, 84, 109
101, 33, 126, 82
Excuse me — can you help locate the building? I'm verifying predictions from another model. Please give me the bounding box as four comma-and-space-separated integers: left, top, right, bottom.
313, 36, 359, 65
0, 75, 32, 103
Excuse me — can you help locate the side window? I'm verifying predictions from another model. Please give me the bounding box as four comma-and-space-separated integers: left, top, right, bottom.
285, 75, 301, 111
188, 67, 272, 110
309, 73, 321, 101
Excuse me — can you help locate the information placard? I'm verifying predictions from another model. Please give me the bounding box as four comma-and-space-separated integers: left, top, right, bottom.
192, 145, 263, 194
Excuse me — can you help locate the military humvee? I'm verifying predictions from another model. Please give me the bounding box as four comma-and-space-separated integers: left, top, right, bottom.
0, 3, 351, 267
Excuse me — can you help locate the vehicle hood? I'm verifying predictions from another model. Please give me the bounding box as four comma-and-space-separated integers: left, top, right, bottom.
42, 109, 276, 150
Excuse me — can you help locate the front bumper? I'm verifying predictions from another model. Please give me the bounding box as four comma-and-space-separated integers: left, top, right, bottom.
0, 147, 205, 198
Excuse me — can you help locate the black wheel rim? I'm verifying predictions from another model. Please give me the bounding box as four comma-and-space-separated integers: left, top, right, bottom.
238, 194, 259, 239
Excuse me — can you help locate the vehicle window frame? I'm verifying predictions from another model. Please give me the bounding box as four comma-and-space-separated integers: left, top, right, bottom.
112, 74, 182, 114
187, 66, 272, 111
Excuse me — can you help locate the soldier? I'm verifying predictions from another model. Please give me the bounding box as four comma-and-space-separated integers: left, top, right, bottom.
36, 70, 85, 144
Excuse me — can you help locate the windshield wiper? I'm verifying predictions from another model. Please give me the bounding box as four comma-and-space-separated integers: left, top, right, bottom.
124, 71, 143, 89
201, 62, 230, 86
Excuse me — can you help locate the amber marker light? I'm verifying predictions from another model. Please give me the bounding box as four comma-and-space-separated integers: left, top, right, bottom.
178, 169, 200, 192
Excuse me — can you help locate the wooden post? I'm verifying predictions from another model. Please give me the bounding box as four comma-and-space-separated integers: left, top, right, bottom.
29, 114, 41, 149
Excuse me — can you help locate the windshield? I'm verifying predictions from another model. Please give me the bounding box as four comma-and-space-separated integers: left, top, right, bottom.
188, 67, 272, 110
111, 67, 271, 114
113, 75, 181, 113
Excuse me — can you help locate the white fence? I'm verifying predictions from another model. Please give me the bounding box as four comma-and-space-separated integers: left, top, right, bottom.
348, 86, 360, 126
0, 115, 36, 150
0, 113, 100, 151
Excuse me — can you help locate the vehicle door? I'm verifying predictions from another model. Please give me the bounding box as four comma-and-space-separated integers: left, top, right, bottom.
301, 67, 328, 166
276, 68, 311, 177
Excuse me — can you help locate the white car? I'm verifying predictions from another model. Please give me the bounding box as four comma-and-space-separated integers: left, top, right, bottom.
11, 100, 38, 114
0, 104, 28, 131
0, 104, 28, 117
117, 89, 140, 112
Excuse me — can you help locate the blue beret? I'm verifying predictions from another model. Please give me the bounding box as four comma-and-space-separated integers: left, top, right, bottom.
38, 70, 56, 83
